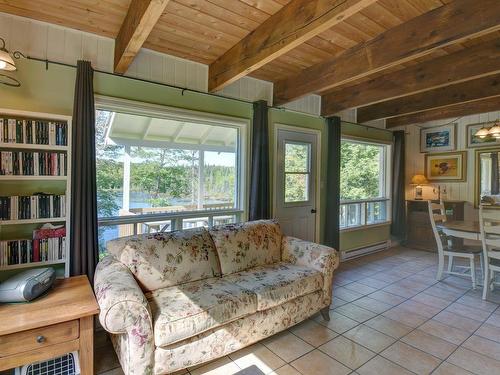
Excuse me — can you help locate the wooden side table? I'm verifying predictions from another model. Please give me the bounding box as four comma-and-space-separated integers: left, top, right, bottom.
0, 276, 99, 374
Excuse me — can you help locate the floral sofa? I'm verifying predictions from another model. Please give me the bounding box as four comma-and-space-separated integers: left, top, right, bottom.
94, 219, 339, 374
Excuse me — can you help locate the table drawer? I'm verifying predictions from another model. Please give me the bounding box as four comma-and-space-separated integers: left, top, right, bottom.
0, 320, 79, 357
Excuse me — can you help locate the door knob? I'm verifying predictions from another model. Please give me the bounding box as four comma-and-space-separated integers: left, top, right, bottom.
311, 209, 317, 214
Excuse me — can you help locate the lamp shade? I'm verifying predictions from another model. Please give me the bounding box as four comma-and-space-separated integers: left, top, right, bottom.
0, 48, 15, 71
410, 174, 429, 185
489, 121, 500, 139
475, 126, 490, 139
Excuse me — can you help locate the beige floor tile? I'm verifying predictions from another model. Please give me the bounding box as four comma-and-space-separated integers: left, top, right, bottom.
368, 290, 407, 306
289, 319, 338, 347
364, 315, 413, 339
400, 329, 457, 360
190, 356, 240, 375
410, 292, 452, 310
444, 302, 492, 322
343, 281, 378, 295
352, 296, 393, 314
381, 341, 441, 374
334, 303, 377, 323
456, 294, 499, 313
319, 336, 375, 370
343, 324, 395, 353
485, 312, 500, 328
269, 364, 301, 375
419, 319, 470, 345
448, 347, 500, 375
398, 299, 442, 318
433, 311, 482, 333
370, 272, 404, 284
331, 296, 349, 308
229, 343, 285, 374
432, 362, 474, 375
290, 349, 351, 375
382, 306, 428, 328
262, 331, 314, 362
475, 323, 500, 343
356, 355, 414, 375
425, 285, 464, 301
462, 335, 500, 361
333, 286, 365, 302
98, 369, 125, 375
382, 284, 419, 299
315, 311, 360, 334
356, 276, 391, 289
95, 341, 121, 374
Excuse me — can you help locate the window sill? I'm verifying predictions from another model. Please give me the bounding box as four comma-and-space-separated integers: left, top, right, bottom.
340, 221, 392, 233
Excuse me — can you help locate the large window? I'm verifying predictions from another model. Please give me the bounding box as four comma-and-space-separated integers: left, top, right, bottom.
340, 138, 391, 229
95, 100, 246, 255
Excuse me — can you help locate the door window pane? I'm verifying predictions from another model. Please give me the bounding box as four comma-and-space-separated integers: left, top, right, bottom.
285, 173, 308, 202
285, 143, 310, 172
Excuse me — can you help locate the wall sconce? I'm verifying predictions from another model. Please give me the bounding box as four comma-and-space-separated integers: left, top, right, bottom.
0, 37, 21, 87
410, 174, 429, 200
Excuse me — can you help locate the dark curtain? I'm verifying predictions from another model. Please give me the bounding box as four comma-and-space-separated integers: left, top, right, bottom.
70, 60, 98, 282
248, 100, 270, 221
324, 116, 341, 250
391, 130, 406, 238
492, 152, 499, 195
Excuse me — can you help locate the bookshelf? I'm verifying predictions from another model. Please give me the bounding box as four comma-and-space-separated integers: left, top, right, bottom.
0, 108, 71, 278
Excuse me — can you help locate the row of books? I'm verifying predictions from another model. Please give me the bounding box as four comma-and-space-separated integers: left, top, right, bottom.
0, 151, 67, 176
0, 238, 66, 266
0, 195, 66, 220
1, 118, 68, 146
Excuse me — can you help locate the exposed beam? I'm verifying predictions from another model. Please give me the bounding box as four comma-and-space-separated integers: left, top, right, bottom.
322, 39, 500, 116
386, 96, 500, 128
114, 0, 170, 74
208, 0, 377, 92
358, 74, 500, 123
274, 0, 500, 106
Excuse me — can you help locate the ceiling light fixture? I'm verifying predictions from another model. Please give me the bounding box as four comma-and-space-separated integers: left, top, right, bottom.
474, 120, 500, 139
0, 37, 16, 71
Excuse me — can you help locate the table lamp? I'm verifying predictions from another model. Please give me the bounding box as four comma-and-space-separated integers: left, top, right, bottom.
410, 174, 429, 200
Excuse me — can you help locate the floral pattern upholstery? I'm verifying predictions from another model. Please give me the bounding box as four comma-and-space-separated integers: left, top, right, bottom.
94, 256, 155, 375
224, 262, 323, 310
282, 236, 339, 305
209, 219, 283, 275
148, 278, 257, 347
106, 228, 221, 292
154, 291, 325, 374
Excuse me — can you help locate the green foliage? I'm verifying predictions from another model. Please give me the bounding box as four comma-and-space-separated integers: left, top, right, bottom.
341, 141, 382, 200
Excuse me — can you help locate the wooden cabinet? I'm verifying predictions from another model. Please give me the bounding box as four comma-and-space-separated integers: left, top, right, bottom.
405, 200, 465, 251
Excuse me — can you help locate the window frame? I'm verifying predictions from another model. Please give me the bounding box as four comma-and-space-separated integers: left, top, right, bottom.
340, 136, 392, 231
94, 95, 250, 230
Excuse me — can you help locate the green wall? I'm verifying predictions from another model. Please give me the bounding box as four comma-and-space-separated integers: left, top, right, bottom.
0, 59, 393, 255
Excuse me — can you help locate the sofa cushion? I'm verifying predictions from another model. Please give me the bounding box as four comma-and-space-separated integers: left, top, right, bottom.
224, 262, 323, 310
208, 220, 283, 275
148, 278, 257, 347
106, 228, 221, 292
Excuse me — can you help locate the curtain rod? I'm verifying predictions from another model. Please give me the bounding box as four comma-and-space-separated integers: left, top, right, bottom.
341, 120, 393, 133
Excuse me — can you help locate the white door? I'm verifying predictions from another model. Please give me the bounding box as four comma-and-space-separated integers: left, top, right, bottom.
275, 128, 318, 241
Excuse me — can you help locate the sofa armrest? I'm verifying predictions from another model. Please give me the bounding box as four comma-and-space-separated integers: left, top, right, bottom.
94, 256, 154, 374
282, 236, 339, 303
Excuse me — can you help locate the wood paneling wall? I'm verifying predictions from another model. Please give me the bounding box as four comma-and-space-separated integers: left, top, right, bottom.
0, 12, 322, 115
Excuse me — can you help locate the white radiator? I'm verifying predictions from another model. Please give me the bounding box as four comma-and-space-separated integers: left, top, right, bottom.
341, 240, 391, 261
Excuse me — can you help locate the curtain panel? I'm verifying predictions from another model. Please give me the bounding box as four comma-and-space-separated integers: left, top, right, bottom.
324, 116, 341, 250
249, 100, 270, 221
70, 60, 98, 282
391, 130, 406, 238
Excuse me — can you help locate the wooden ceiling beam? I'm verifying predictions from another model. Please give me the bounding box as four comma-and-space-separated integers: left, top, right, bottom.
274, 0, 500, 106
386, 96, 500, 128
322, 39, 500, 116
358, 74, 500, 123
208, 0, 378, 92
114, 0, 170, 74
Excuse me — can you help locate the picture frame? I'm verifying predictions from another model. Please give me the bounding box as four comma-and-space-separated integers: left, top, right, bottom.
424, 151, 467, 182
420, 124, 456, 153
466, 122, 500, 148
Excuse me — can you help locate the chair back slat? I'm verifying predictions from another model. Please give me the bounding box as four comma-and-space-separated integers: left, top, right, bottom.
479, 206, 500, 268
483, 225, 500, 235
428, 200, 446, 256
485, 238, 500, 247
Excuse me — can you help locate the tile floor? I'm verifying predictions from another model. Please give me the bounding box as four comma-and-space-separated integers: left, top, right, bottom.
96, 246, 500, 375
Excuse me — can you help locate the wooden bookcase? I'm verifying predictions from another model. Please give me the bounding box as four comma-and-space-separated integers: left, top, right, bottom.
0, 108, 71, 278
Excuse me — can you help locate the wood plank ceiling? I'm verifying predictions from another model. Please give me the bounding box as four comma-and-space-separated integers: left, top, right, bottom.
0, 0, 499, 126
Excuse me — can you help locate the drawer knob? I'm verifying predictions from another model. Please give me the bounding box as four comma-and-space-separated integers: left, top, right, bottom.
36, 335, 45, 343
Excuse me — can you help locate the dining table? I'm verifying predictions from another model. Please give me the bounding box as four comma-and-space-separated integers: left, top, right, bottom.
438, 220, 481, 241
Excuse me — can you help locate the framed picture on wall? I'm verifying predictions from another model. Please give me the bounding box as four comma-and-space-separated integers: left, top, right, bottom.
420, 124, 456, 153
467, 122, 500, 148
424, 151, 467, 182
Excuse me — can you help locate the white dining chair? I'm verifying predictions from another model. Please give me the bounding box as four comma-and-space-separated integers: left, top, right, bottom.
479, 206, 500, 300
428, 200, 482, 288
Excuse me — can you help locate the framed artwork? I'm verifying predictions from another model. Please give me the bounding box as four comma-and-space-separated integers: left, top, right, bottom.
420, 124, 456, 153
425, 151, 467, 182
467, 122, 500, 148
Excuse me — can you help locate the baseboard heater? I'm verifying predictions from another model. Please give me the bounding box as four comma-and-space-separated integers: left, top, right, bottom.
341, 240, 391, 261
